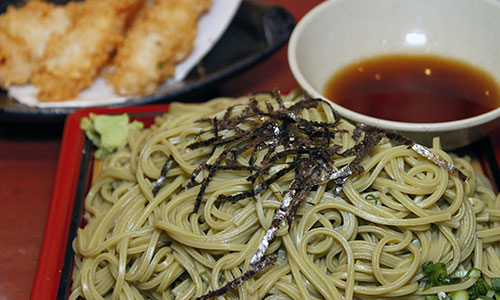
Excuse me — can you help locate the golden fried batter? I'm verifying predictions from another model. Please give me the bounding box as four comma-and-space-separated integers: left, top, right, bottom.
31, 0, 144, 102
0, 0, 71, 89
0, 31, 33, 88
106, 0, 211, 96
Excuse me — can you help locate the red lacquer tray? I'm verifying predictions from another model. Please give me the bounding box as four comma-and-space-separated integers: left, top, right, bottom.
30, 104, 170, 300
30, 104, 500, 299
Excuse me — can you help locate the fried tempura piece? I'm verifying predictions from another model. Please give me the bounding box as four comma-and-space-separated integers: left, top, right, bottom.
106, 0, 211, 96
0, 0, 71, 89
31, 0, 144, 102
0, 31, 32, 88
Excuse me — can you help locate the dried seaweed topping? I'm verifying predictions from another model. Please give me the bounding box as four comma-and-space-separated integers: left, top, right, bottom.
352, 123, 366, 141
184, 90, 468, 299
376, 127, 467, 181
216, 165, 257, 171
194, 255, 277, 300
265, 100, 274, 113
223, 104, 235, 122
272, 88, 286, 111
344, 125, 467, 181
186, 91, 346, 213
250, 187, 297, 267
411, 143, 468, 181
382, 129, 414, 146
316, 165, 353, 194
218, 164, 295, 202
287, 162, 322, 224
192, 149, 233, 213
152, 155, 174, 196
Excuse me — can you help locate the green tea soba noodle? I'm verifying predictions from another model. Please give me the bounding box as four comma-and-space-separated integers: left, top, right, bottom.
70, 90, 500, 300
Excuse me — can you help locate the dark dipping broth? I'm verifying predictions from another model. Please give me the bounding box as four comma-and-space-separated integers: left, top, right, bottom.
323, 54, 500, 123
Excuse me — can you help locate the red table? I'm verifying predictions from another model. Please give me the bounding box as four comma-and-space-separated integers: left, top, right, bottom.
0, 1, 322, 299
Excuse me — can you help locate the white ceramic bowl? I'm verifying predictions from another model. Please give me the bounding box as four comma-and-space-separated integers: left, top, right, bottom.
288, 0, 500, 149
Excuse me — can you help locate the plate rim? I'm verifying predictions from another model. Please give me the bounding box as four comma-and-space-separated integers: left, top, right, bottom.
0, 0, 296, 123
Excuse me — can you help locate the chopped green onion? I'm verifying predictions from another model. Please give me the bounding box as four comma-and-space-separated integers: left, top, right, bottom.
492, 278, 500, 293
469, 279, 491, 299
466, 269, 482, 279
423, 261, 435, 273
422, 263, 500, 300
422, 261, 451, 287
452, 291, 469, 300
486, 290, 496, 299
364, 193, 379, 204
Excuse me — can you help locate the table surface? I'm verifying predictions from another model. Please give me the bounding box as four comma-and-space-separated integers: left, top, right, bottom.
0, 1, 321, 299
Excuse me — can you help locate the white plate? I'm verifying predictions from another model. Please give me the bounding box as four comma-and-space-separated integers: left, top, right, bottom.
9, 0, 242, 108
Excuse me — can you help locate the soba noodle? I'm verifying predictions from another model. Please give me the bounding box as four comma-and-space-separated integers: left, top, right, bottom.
70, 89, 500, 300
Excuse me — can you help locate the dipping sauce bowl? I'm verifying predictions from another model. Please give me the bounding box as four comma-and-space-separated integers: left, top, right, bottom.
288, 0, 500, 149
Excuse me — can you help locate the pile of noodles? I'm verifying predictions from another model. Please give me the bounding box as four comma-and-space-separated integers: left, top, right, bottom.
69, 89, 500, 300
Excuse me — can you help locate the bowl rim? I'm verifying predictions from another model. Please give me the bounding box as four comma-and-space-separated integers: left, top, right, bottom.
287, 0, 500, 133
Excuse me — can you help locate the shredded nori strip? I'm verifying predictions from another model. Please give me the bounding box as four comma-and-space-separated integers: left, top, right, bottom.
194, 255, 277, 300
151, 155, 174, 196
272, 88, 286, 111
287, 162, 322, 224
216, 165, 257, 171
186, 163, 206, 190
218, 164, 295, 201
192, 150, 232, 213
411, 143, 467, 181
250, 185, 298, 267
183, 89, 467, 299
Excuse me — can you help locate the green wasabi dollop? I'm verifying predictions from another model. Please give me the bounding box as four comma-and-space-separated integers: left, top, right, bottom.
80, 113, 143, 159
